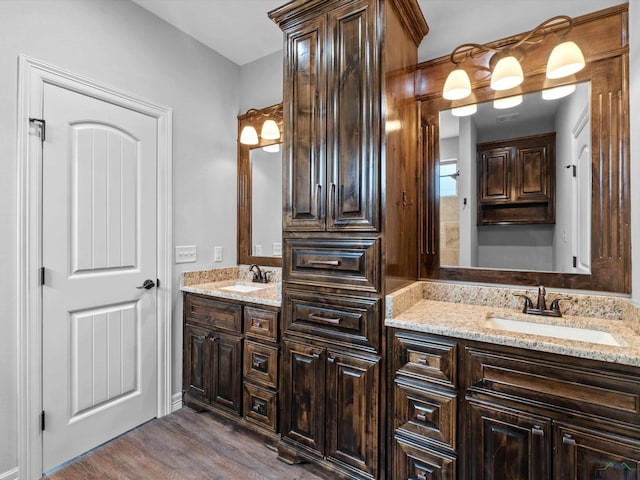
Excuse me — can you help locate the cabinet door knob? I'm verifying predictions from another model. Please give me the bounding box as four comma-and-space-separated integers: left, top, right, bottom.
562, 434, 576, 446
328, 356, 336, 363
416, 413, 427, 422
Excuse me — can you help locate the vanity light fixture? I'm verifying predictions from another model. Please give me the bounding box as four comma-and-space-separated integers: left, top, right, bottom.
240, 125, 259, 145
239, 107, 282, 145
442, 15, 585, 101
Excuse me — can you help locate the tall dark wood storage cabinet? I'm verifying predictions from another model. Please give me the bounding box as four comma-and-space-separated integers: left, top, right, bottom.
269, 1, 428, 478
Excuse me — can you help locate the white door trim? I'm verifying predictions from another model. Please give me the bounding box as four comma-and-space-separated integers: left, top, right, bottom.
16, 55, 173, 480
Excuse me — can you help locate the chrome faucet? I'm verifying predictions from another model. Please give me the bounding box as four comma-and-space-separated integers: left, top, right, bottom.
249, 264, 269, 283
513, 286, 569, 317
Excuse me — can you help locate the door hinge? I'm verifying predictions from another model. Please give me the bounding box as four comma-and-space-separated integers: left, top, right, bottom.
572, 165, 577, 177
156, 278, 160, 288
40, 266, 45, 286
29, 118, 46, 142
41, 410, 46, 431
573, 256, 577, 268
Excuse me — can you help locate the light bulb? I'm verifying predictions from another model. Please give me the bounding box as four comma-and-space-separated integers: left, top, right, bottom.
491, 56, 524, 91
261, 119, 280, 140
546, 41, 585, 79
239, 126, 259, 145
493, 95, 523, 109
451, 104, 477, 117
542, 84, 576, 100
443, 69, 471, 100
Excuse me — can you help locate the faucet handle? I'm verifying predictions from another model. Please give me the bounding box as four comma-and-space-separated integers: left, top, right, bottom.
513, 293, 534, 312
549, 295, 571, 315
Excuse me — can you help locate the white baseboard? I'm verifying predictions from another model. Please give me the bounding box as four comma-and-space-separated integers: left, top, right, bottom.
171, 392, 183, 412
0, 467, 19, 480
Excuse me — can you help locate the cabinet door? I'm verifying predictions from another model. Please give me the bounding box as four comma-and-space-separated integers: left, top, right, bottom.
326, 0, 378, 231
326, 349, 380, 477
468, 401, 551, 480
281, 340, 325, 455
283, 16, 326, 231
210, 332, 242, 414
513, 138, 553, 203
479, 147, 511, 203
555, 424, 640, 480
183, 323, 211, 404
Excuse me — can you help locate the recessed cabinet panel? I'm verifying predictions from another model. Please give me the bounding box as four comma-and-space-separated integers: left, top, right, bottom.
183, 324, 210, 404
185, 294, 242, 333
468, 401, 551, 480
284, 17, 326, 231
283, 288, 380, 350
554, 423, 640, 480
326, 0, 378, 231
244, 340, 278, 389
326, 349, 380, 477
244, 306, 278, 342
394, 379, 457, 450
211, 332, 243, 414
243, 383, 278, 432
285, 237, 380, 292
281, 340, 325, 455
394, 438, 457, 480
515, 146, 548, 201
481, 149, 511, 202
394, 331, 457, 388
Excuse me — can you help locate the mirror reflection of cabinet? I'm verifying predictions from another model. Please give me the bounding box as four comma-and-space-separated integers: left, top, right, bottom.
478, 132, 555, 225
238, 104, 283, 267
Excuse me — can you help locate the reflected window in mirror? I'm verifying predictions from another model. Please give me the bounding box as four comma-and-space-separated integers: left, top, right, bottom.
237, 103, 283, 267
438, 82, 590, 274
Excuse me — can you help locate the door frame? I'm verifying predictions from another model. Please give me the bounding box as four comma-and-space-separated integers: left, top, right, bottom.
16, 55, 173, 479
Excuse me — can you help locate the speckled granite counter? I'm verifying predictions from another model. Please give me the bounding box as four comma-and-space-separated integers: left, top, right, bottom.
386, 281, 640, 367
181, 267, 282, 307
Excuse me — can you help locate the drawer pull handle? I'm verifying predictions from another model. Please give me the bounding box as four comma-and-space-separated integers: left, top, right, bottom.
308, 260, 340, 266
328, 356, 336, 363
312, 353, 321, 359
308, 313, 342, 324
252, 359, 267, 371
563, 434, 576, 446
417, 357, 428, 366
254, 321, 262, 329
330, 182, 336, 220
416, 469, 428, 480
532, 425, 544, 436
416, 413, 427, 422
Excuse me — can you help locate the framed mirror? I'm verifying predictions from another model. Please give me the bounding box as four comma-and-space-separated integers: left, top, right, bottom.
418, 5, 630, 293
237, 103, 283, 267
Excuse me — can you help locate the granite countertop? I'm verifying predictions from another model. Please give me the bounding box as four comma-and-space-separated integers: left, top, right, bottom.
387, 299, 640, 367
181, 279, 281, 307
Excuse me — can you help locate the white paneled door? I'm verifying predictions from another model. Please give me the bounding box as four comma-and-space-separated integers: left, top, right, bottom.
42, 82, 159, 472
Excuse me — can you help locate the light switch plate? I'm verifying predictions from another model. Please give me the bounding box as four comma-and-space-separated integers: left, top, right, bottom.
254, 244, 263, 256
175, 245, 197, 263
214, 246, 223, 262
272, 242, 282, 257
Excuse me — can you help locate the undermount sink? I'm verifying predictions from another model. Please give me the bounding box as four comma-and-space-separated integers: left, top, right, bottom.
219, 284, 266, 293
485, 314, 627, 347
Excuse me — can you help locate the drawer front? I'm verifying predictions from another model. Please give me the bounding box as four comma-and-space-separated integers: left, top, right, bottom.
394, 379, 457, 450
185, 294, 242, 333
394, 437, 457, 480
243, 383, 278, 432
284, 289, 380, 349
394, 331, 457, 389
465, 346, 640, 424
284, 237, 380, 292
244, 341, 279, 389
244, 306, 278, 341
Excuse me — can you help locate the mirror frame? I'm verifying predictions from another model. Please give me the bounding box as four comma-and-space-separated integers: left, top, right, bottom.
417, 5, 630, 293
237, 103, 283, 267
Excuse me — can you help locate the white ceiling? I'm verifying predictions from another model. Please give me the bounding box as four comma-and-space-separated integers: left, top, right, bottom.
131, 0, 625, 66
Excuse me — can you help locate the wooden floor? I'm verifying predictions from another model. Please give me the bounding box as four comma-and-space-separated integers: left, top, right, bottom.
44, 408, 336, 480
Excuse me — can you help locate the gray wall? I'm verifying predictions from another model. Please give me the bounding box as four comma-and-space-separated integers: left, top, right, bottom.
0, 0, 241, 475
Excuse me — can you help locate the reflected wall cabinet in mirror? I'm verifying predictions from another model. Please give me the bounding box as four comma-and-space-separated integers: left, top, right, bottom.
418, 4, 630, 293
238, 103, 283, 267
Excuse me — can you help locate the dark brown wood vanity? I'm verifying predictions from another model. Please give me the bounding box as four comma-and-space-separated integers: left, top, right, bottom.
183, 2, 634, 479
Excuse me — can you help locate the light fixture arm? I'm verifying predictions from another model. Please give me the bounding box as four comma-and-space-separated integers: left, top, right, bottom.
448, 15, 574, 68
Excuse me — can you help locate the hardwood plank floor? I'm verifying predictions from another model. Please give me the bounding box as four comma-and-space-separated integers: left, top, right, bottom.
44, 408, 336, 480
